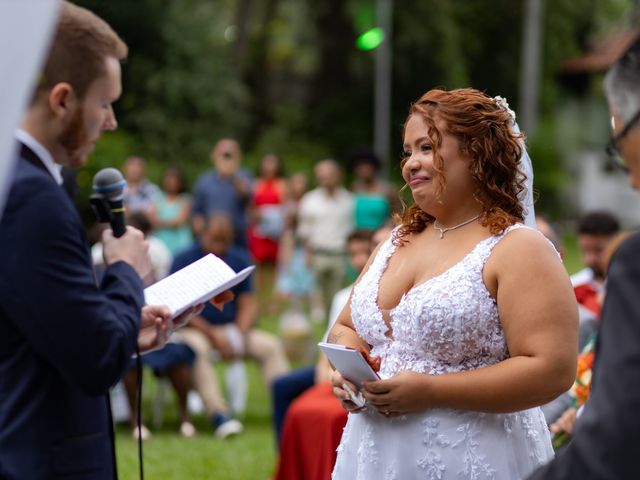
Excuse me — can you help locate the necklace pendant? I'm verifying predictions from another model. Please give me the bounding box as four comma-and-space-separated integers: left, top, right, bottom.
438, 230, 445, 239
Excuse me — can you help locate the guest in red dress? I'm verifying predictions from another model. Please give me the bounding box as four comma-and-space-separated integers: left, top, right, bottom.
248, 153, 288, 312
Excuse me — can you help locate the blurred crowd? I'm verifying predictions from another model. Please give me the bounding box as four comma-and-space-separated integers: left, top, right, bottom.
97, 137, 399, 442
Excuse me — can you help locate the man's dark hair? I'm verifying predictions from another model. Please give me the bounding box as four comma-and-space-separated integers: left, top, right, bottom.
348, 146, 382, 173
347, 229, 374, 244
126, 211, 152, 236
577, 211, 620, 236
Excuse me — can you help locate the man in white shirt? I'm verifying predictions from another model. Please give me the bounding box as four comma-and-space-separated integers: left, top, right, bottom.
297, 159, 354, 317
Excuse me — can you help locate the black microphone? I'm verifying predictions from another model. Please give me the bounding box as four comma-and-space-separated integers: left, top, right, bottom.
91, 168, 127, 237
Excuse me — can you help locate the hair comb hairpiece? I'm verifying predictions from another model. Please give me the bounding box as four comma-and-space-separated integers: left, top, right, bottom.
493, 96, 516, 122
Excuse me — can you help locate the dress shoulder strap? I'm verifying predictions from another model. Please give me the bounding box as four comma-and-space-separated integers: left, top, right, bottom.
475, 223, 529, 265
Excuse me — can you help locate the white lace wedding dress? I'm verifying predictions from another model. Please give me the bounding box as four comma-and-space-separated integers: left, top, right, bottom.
332, 225, 553, 480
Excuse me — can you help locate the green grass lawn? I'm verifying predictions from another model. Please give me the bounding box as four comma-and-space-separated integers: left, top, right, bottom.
115, 360, 277, 480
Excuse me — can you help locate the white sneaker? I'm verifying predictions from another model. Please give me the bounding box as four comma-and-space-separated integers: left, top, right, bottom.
180, 421, 196, 438
214, 418, 243, 439
132, 424, 152, 440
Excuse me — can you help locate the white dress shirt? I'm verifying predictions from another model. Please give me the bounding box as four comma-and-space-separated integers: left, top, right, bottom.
15, 128, 63, 185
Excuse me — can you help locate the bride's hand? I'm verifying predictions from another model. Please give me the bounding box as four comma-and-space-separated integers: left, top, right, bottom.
330, 370, 366, 413
362, 371, 430, 417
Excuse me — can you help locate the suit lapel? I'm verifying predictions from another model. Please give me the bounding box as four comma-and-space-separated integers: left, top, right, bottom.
19, 143, 49, 174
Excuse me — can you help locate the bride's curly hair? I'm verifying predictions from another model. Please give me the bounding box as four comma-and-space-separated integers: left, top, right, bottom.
394, 88, 527, 246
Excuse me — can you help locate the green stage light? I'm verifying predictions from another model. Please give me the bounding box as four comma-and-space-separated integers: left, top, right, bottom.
356, 27, 384, 51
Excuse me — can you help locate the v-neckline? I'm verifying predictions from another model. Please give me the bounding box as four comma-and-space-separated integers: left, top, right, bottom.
373, 234, 495, 336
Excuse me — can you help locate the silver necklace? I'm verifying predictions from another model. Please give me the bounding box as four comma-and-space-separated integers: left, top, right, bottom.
433, 214, 480, 239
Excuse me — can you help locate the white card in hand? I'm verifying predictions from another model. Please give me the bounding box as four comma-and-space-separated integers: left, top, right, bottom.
318, 342, 380, 388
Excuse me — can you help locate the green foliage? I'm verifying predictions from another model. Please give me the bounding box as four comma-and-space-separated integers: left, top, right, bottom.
72, 0, 634, 218
126, 0, 250, 163
527, 115, 569, 217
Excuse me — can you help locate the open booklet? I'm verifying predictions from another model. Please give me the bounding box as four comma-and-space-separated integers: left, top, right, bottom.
144, 253, 255, 319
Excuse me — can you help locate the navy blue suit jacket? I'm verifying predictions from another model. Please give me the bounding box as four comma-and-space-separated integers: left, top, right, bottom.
529, 232, 640, 479
0, 145, 144, 479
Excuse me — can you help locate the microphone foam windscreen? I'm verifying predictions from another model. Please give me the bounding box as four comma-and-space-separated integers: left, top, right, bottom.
92, 168, 126, 201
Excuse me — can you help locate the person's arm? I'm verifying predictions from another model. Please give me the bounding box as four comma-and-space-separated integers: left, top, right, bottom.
327, 239, 388, 411
230, 173, 251, 199
277, 178, 290, 203
2, 189, 146, 396
528, 233, 640, 479
151, 196, 192, 230
190, 177, 206, 236
362, 228, 578, 416
175, 195, 192, 228
235, 292, 257, 335
326, 237, 387, 350
295, 194, 313, 247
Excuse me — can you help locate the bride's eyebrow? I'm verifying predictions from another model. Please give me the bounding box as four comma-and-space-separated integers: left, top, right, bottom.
407, 136, 431, 147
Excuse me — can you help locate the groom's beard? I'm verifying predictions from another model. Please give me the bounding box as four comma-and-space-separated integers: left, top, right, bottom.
59, 107, 90, 168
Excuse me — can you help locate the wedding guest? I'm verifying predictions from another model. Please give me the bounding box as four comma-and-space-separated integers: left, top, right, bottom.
276, 172, 317, 316
349, 146, 397, 231
122, 155, 161, 214
570, 210, 620, 318
298, 159, 354, 318
248, 153, 288, 312
172, 213, 290, 437
150, 165, 194, 256
329, 88, 578, 479
191, 138, 253, 249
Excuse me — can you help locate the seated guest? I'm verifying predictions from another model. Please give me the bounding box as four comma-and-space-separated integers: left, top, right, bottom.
92, 211, 172, 285
123, 342, 197, 439
173, 212, 290, 438
274, 229, 380, 480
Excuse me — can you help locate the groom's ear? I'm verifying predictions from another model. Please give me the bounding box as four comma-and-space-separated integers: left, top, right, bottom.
48, 82, 77, 121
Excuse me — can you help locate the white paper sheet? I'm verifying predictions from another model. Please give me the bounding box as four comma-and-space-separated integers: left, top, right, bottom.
144, 253, 255, 318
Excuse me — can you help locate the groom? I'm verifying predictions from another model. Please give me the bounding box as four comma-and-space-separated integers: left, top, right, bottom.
0, 3, 228, 479
529, 35, 640, 479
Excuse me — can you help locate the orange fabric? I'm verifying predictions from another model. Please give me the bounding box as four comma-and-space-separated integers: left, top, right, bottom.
275, 383, 348, 480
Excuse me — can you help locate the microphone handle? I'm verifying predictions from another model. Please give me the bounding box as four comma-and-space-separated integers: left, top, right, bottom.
108, 199, 126, 238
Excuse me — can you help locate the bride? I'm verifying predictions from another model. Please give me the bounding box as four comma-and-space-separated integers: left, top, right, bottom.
328, 88, 578, 479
